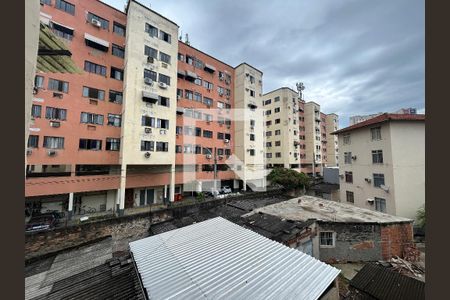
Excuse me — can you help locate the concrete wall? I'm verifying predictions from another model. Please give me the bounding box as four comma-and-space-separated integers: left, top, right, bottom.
325, 114, 339, 166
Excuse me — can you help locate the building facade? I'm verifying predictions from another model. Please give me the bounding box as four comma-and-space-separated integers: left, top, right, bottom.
333, 113, 425, 220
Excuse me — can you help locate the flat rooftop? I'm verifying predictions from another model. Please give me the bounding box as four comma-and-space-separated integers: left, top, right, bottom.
254, 196, 412, 224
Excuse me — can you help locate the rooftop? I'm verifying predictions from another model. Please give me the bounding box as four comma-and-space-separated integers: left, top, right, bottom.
130, 217, 340, 300
254, 196, 412, 224
350, 263, 425, 300
332, 113, 425, 135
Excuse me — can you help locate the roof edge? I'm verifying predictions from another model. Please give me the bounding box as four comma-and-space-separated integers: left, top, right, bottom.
126, 0, 179, 27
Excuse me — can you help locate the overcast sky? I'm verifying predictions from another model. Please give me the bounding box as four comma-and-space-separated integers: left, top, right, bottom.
104, 0, 424, 127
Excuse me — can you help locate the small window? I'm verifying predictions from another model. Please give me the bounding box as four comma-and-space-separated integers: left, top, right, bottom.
193, 92, 202, 102
141, 140, 154, 151
346, 191, 354, 203
275, 141, 281, 146
185, 90, 193, 100
106, 138, 120, 151
159, 30, 171, 43
82, 86, 105, 100
265, 110, 271, 115
28, 135, 39, 148
274, 107, 280, 113
249, 149, 255, 156
250, 134, 255, 141
144, 69, 157, 81
159, 96, 170, 107
112, 44, 125, 58
343, 133, 351, 145
275, 130, 281, 135
145, 23, 158, 37
48, 78, 69, 93
45, 107, 67, 120
159, 52, 171, 64
344, 152, 352, 164
319, 232, 335, 247
178, 53, 184, 61
194, 76, 202, 86
175, 145, 182, 153
345, 171, 353, 183
109, 90, 123, 104
31, 104, 42, 118
375, 197, 386, 212
80, 112, 104, 125
203, 97, 213, 107
144, 45, 158, 59
141, 116, 155, 127
274, 96, 280, 102
249, 90, 255, 97
275, 152, 281, 158
156, 142, 169, 152
113, 22, 126, 36
157, 119, 170, 129
371, 127, 382, 141
275, 118, 280, 124
87, 12, 109, 30
372, 150, 383, 164
35, 75, 44, 88
43, 136, 64, 149
373, 173, 385, 187
110, 67, 124, 81
264, 99, 272, 105
266, 153, 272, 158
84, 61, 106, 76
55, 0, 75, 15
203, 130, 213, 138
159, 74, 171, 86
217, 132, 224, 140
107, 114, 121, 127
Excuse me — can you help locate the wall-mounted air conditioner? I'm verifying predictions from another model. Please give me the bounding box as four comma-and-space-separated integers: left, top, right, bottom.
144, 152, 151, 158
26, 149, 32, 156
206, 154, 212, 159
91, 19, 101, 27
352, 155, 357, 160
224, 139, 230, 143
144, 127, 152, 134
144, 78, 153, 85
365, 178, 371, 183
158, 82, 168, 89
47, 150, 57, 156
380, 185, 390, 192
147, 56, 154, 64
50, 121, 60, 128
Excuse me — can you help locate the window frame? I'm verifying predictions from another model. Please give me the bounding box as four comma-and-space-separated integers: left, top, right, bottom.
319, 231, 335, 248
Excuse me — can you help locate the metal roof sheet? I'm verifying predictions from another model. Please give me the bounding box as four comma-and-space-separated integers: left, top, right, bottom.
130, 217, 340, 300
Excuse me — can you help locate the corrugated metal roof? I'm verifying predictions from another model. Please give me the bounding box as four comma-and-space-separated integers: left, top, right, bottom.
350, 263, 425, 300
130, 217, 340, 300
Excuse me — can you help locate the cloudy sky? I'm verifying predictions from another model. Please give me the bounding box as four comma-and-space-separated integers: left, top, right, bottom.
104, 0, 424, 127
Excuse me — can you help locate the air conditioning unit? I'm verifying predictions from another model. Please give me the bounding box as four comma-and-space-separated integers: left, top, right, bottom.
47, 150, 57, 156
206, 154, 212, 159
161, 62, 168, 68
50, 121, 60, 128
53, 92, 63, 98
144, 152, 151, 158
26, 149, 32, 156
147, 56, 154, 64
339, 174, 344, 178
144, 127, 152, 133
160, 129, 167, 135
352, 155, 357, 160
144, 77, 153, 85
158, 82, 168, 89
367, 198, 375, 204
91, 19, 102, 27
218, 156, 223, 160
365, 178, 372, 183
380, 185, 390, 192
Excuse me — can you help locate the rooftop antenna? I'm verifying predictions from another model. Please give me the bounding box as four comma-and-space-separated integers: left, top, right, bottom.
296, 82, 305, 100
185, 33, 190, 46
179, 30, 183, 41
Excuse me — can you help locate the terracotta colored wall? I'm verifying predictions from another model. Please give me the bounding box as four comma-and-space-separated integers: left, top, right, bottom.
380, 223, 414, 260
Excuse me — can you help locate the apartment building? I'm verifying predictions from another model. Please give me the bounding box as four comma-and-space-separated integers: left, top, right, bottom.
262, 88, 339, 176
333, 113, 425, 220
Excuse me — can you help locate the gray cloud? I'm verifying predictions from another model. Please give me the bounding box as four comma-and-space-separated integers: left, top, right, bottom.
104, 0, 424, 127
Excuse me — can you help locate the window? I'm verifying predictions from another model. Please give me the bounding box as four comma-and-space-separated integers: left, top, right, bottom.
266, 131, 272, 137
82, 86, 105, 100
141, 140, 154, 151
194, 76, 202, 86
346, 191, 354, 203
28, 135, 39, 148
80, 112, 104, 125
193, 111, 202, 119
144, 46, 158, 60
194, 58, 203, 68
109, 90, 123, 104
265, 110, 271, 115
203, 130, 213, 138
274, 107, 280, 113
112, 44, 125, 58
217, 132, 224, 140
372, 150, 383, 164
203, 80, 213, 90
175, 145, 182, 153
145, 23, 158, 37
266, 142, 272, 147
217, 102, 225, 109
106, 138, 120, 151
55, 0, 75, 15
203, 97, 213, 107
178, 53, 184, 61
275, 118, 281, 124
45, 107, 67, 120
203, 147, 213, 155
319, 232, 334, 247
250, 90, 255, 97
204, 114, 213, 122
373, 173, 385, 187
156, 142, 169, 152
250, 134, 255, 141
34, 75, 44, 88
78, 139, 102, 151
113, 22, 126, 36
107, 114, 121, 127
343, 133, 351, 145
344, 152, 352, 164
195, 127, 202, 137
85, 36, 108, 52
144, 69, 157, 81
250, 120, 255, 127
217, 86, 224, 95
41, 0, 52, 5
159, 74, 171, 86
157, 119, 170, 129
110, 67, 124, 81
275, 152, 281, 158
371, 127, 382, 141
48, 78, 69, 93
193, 92, 202, 102
87, 12, 109, 29
375, 197, 386, 212
249, 149, 255, 156
264, 99, 271, 105
43, 136, 64, 149
31, 104, 42, 118
274, 96, 280, 102
159, 30, 171, 43
185, 90, 193, 100
51, 22, 73, 40
225, 133, 231, 140
266, 153, 272, 158
159, 52, 171, 64
159, 96, 170, 107
275, 141, 281, 146
345, 171, 353, 183
275, 130, 281, 135
84, 61, 106, 76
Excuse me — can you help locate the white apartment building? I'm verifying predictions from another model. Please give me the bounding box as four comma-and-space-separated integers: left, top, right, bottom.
333, 113, 425, 221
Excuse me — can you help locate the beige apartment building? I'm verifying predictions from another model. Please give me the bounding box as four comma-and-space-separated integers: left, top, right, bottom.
333, 113, 425, 221
262, 88, 339, 176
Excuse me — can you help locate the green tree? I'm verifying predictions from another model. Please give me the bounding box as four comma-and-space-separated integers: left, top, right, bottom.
267, 167, 310, 192
416, 205, 425, 229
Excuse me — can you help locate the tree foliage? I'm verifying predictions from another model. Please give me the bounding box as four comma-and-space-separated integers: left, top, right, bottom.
267, 168, 310, 191
416, 205, 425, 229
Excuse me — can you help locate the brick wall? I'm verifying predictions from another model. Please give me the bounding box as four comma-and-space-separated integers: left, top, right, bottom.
380, 222, 414, 260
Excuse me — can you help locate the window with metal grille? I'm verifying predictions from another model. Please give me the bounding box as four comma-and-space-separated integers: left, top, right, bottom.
107, 114, 121, 127
113, 22, 125, 36
48, 78, 69, 93
346, 191, 354, 203
82, 86, 105, 100
372, 150, 383, 163
371, 127, 382, 141
31, 105, 42, 118
319, 232, 334, 247
141, 141, 154, 151
45, 107, 67, 120
145, 23, 158, 37
84, 61, 106, 76
44, 136, 64, 149
343, 133, 351, 144
55, 0, 75, 15
373, 173, 385, 187
28, 135, 39, 148
345, 171, 353, 183
112, 44, 125, 58
344, 152, 352, 164
375, 197, 386, 212
106, 138, 120, 151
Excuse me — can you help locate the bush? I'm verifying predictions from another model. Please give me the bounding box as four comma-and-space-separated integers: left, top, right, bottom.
267, 167, 310, 191
416, 206, 425, 229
